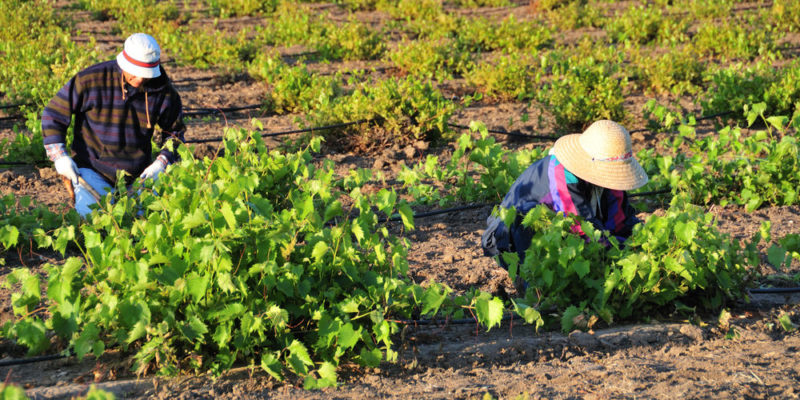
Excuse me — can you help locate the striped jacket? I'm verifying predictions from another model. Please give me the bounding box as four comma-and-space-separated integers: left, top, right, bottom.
42, 60, 185, 184
482, 154, 640, 263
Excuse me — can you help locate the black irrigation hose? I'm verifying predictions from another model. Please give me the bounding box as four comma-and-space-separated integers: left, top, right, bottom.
172, 76, 216, 84
629, 188, 671, 198
0, 115, 22, 122
184, 120, 369, 143
447, 123, 560, 141
749, 287, 800, 294
0, 352, 68, 368
184, 104, 262, 117
379, 203, 492, 224
0, 103, 33, 110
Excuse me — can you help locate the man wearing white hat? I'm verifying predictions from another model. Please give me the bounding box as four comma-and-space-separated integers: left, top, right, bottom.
42, 33, 185, 217
482, 120, 648, 274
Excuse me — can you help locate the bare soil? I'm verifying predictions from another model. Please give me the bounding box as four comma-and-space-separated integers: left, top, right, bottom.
1, 2, 799, 399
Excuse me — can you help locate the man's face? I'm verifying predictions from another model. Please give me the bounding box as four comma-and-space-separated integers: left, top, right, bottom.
122, 71, 150, 88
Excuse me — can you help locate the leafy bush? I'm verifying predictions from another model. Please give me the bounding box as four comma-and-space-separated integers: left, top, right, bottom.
158, 26, 257, 71
203, 0, 279, 17
690, 18, 777, 61
604, 5, 663, 45
1, 129, 517, 386
389, 37, 475, 80
316, 18, 386, 61
446, 15, 553, 53
681, 0, 734, 19
701, 62, 800, 119
502, 197, 759, 331
768, 0, 800, 32
539, 0, 601, 30
537, 55, 626, 129
465, 53, 541, 101
248, 53, 344, 114
377, 0, 443, 21
0, 1, 97, 107
0, 195, 77, 255
253, 4, 324, 46
78, 0, 180, 33
452, 0, 511, 7
631, 48, 704, 95
309, 75, 456, 143
398, 123, 546, 206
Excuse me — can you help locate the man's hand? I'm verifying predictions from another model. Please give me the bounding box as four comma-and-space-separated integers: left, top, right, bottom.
140, 155, 168, 180
54, 155, 79, 184
46, 143, 79, 184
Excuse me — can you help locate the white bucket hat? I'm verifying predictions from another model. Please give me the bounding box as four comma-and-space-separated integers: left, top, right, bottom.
116, 33, 161, 79
552, 120, 648, 191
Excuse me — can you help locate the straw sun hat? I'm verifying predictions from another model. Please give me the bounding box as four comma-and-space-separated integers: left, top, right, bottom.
552, 120, 648, 191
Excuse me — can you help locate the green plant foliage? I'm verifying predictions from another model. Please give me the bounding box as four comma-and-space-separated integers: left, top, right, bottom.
631, 48, 704, 96
649, 118, 800, 211
679, 0, 734, 20
378, 0, 443, 21
389, 37, 475, 80
465, 53, 541, 101
537, 55, 626, 129
203, 0, 279, 17
451, 0, 510, 7
504, 196, 758, 331
398, 122, 546, 206
604, 5, 663, 45
0, 194, 78, 255
78, 0, 181, 34
248, 53, 344, 114
456, 15, 553, 52
701, 62, 800, 120
0, 0, 97, 106
765, 232, 800, 270
690, 18, 778, 61
158, 26, 257, 71
309, 76, 456, 143
539, 0, 601, 30
316, 18, 386, 61
1, 128, 518, 385
0, 383, 29, 399
253, 4, 324, 46
767, 0, 800, 32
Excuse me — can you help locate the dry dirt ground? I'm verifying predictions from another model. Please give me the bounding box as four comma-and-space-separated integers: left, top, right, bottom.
1, 2, 800, 399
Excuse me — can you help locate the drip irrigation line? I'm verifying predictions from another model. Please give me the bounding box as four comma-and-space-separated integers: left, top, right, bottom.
380, 203, 492, 223
172, 77, 216, 84
629, 188, 671, 198
0, 352, 68, 368
184, 120, 369, 143
0, 103, 32, 110
749, 287, 800, 294
184, 104, 262, 117
0, 115, 22, 122
447, 123, 560, 141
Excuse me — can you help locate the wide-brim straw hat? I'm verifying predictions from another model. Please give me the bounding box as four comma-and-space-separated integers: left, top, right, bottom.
552, 120, 648, 191
116, 33, 162, 79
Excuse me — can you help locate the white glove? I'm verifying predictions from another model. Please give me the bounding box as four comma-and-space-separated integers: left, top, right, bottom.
140, 155, 168, 181
54, 155, 79, 184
